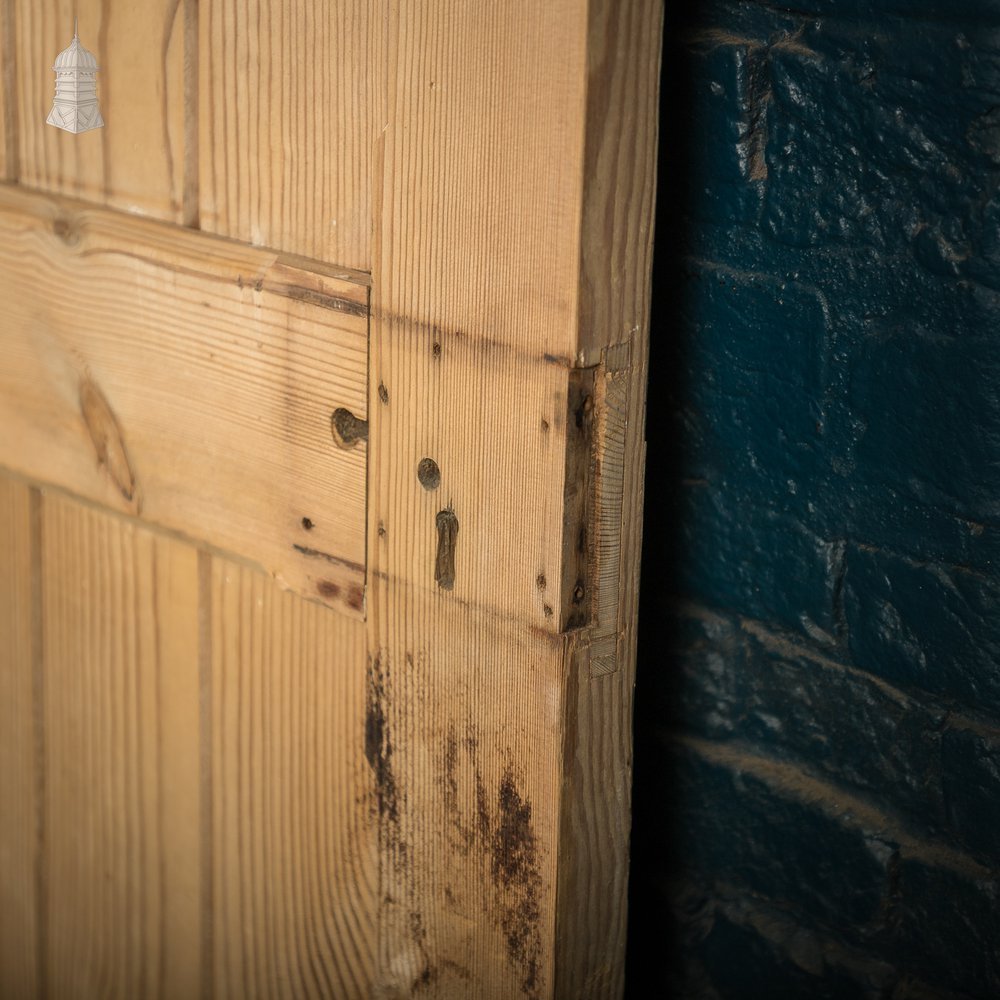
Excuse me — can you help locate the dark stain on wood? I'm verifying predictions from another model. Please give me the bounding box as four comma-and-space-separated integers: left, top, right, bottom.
371, 308, 578, 369
291, 544, 365, 574
265, 281, 369, 317
438, 729, 543, 998
435, 509, 459, 590
346, 584, 365, 612
365, 653, 400, 826
79, 377, 139, 507
492, 769, 542, 999
315, 578, 363, 612
330, 407, 368, 448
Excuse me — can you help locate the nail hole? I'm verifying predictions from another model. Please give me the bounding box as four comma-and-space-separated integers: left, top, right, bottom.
418, 457, 441, 491
331, 407, 368, 448
378, 521, 387, 538
543, 604, 554, 619
536, 573, 547, 591
378, 382, 389, 405
432, 342, 442, 358
301, 517, 314, 530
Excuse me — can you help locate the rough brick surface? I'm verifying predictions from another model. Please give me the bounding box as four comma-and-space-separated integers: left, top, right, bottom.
631, 0, 1000, 995
941, 723, 1000, 860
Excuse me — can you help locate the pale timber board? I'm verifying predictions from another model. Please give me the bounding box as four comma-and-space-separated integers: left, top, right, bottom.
365, 585, 566, 999
208, 556, 376, 999
372, 1, 589, 360
0, 476, 39, 998
200, 0, 372, 268
370, 0, 592, 627
39, 490, 202, 998
368, 3, 591, 995
368, 1, 660, 995
15, 0, 193, 223
0, 184, 369, 614
368, 332, 580, 629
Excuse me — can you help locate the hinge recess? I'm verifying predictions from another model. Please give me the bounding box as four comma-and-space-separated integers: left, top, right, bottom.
560, 339, 633, 677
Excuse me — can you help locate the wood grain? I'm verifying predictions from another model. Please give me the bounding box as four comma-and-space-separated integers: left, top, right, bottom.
555, 2, 661, 995
0, 184, 369, 613
369, 1, 661, 995
39, 490, 202, 998
1, 2, 662, 995
369, 333, 577, 628
368, 3, 590, 995
15, 0, 192, 223
0, 476, 39, 999
576, 0, 663, 365
372, 1, 589, 360
366, 587, 567, 999
209, 556, 375, 999
0, 0, 16, 182
200, 0, 372, 268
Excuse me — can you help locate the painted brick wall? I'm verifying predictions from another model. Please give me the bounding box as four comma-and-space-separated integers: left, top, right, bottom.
629, 2, 1000, 997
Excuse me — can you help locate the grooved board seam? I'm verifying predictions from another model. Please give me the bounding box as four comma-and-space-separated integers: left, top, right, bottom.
1, 0, 18, 182
30, 486, 45, 999
198, 549, 213, 1000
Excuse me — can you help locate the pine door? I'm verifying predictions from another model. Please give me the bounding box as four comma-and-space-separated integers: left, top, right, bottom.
0, 2, 661, 996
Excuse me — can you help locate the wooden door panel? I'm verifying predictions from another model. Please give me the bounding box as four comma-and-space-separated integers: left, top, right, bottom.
209, 557, 374, 998
39, 491, 202, 999
0, 486, 377, 999
0, 2, 661, 996
199, 0, 372, 268
14, 0, 193, 223
0, 2, 12, 183
0, 478, 38, 999
371, 2, 588, 360
0, 185, 368, 614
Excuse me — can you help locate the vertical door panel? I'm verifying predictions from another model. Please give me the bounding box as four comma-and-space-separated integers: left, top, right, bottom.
0, 478, 39, 999
15, 0, 191, 222
0, 0, 13, 181
209, 557, 375, 999
40, 492, 202, 998
200, 0, 372, 267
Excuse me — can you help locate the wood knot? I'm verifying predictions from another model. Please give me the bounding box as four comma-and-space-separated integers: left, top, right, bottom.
79, 378, 139, 508
53, 216, 81, 247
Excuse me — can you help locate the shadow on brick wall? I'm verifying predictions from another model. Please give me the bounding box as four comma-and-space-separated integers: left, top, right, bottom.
627, 3, 1000, 998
